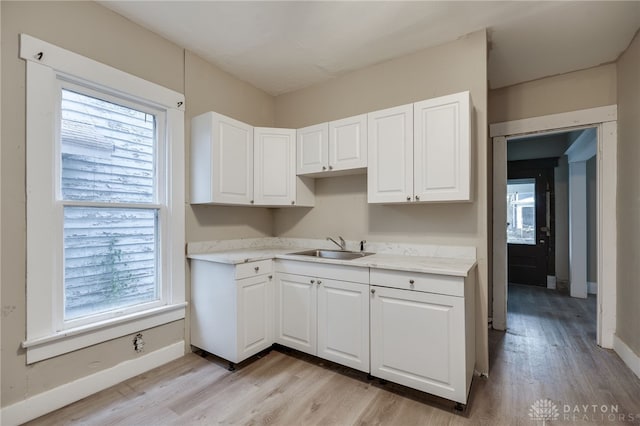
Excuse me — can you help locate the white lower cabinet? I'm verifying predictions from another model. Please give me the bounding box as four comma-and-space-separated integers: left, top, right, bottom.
190, 259, 274, 366
369, 268, 476, 404
190, 256, 475, 405
275, 261, 370, 372
275, 272, 317, 354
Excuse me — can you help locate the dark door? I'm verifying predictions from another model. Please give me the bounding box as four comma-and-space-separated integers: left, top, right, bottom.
507, 159, 556, 286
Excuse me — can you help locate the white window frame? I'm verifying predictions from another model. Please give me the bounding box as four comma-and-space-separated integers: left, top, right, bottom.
21, 34, 186, 363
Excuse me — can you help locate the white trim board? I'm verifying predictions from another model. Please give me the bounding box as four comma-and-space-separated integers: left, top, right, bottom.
613, 335, 640, 380
490, 105, 616, 137
0, 342, 185, 426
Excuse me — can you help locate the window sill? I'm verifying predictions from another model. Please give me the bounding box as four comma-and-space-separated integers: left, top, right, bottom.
22, 303, 187, 364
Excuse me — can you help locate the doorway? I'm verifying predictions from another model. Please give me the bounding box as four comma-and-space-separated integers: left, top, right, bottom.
491, 106, 617, 349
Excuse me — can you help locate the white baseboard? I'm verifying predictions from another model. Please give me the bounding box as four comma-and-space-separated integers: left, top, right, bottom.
547, 275, 557, 290
588, 281, 598, 294
0, 341, 185, 426
613, 335, 640, 380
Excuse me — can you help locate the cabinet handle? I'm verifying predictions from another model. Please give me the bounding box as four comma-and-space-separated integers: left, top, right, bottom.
409, 279, 415, 284
254, 266, 260, 272
268, 275, 273, 280
415, 195, 420, 201
371, 288, 376, 294
406, 196, 411, 201
328, 165, 333, 170
310, 279, 315, 284
250, 200, 254, 204
322, 166, 327, 171
317, 280, 322, 285
291, 200, 295, 205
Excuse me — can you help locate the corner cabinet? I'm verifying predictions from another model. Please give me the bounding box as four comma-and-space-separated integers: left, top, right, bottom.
191, 111, 253, 205
368, 91, 472, 203
275, 260, 370, 372
191, 112, 313, 207
369, 268, 476, 405
297, 113, 367, 176
190, 259, 274, 368
254, 127, 314, 207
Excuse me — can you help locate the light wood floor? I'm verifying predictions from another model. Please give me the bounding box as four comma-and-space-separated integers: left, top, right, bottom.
27, 284, 640, 425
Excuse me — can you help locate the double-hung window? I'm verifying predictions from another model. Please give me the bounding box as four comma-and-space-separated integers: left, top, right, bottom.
21, 35, 185, 363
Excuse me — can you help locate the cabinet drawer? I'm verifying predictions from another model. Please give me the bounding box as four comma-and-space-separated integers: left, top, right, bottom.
370, 268, 464, 297
235, 259, 273, 279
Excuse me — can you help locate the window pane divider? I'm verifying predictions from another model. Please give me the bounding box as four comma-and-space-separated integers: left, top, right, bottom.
61, 200, 162, 209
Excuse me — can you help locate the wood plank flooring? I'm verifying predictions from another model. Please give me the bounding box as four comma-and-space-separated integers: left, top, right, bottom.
26, 284, 640, 425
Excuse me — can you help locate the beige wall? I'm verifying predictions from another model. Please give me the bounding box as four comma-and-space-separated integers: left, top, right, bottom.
184, 51, 275, 243
616, 32, 640, 356
273, 30, 490, 374
0, 1, 275, 408
489, 64, 617, 124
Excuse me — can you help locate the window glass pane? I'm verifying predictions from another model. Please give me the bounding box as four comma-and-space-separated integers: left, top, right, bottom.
60, 89, 155, 203
507, 179, 536, 245
64, 207, 158, 320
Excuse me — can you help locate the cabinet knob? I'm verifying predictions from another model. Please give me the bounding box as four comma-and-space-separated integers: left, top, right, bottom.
371, 288, 376, 295
409, 279, 415, 284
250, 200, 254, 204
328, 165, 333, 170
322, 166, 327, 171
415, 195, 420, 201
406, 196, 411, 201
268, 275, 273, 280
317, 280, 322, 285
291, 200, 295, 205
254, 266, 260, 272
310, 279, 315, 284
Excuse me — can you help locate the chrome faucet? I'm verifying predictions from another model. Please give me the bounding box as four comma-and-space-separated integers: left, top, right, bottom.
327, 236, 346, 251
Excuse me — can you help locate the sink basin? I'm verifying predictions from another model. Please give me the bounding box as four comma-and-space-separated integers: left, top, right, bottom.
290, 249, 374, 260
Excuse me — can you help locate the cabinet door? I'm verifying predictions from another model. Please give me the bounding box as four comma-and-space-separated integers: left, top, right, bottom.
329, 114, 367, 171
367, 104, 414, 203
370, 286, 467, 403
275, 273, 317, 355
254, 128, 296, 206
191, 112, 253, 205
414, 91, 471, 202
317, 279, 369, 372
237, 274, 274, 361
297, 123, 328, 175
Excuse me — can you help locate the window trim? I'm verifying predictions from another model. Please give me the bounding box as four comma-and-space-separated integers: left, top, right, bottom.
21, 34, 186, 364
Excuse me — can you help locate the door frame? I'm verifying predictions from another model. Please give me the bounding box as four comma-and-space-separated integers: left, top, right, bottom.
490, 105, 617, 348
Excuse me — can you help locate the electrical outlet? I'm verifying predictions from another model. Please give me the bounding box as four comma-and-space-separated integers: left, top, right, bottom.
133, 333, 145, 353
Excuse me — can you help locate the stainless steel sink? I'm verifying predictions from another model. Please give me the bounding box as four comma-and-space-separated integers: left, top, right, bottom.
289, 249, 374, 260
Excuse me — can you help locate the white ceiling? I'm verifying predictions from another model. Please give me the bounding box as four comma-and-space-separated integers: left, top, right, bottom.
100, 1, 640, 96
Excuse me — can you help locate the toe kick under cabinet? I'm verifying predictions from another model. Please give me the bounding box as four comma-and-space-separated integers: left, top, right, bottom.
190, 259, 274, 365
369, 268, 476, 405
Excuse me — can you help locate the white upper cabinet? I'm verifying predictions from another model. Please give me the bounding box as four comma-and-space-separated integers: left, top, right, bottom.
367, 104, 414, 203
191, 111, 253, 205
368, 91, 471, 204
328, 113, 368, 172
254, 127, 296, 206
296, 123, 328, 175
414, 91, 471, 202
297, 114, 367, 176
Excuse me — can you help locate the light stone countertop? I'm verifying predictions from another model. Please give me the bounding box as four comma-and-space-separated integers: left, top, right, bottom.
188, 247, 476, 277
